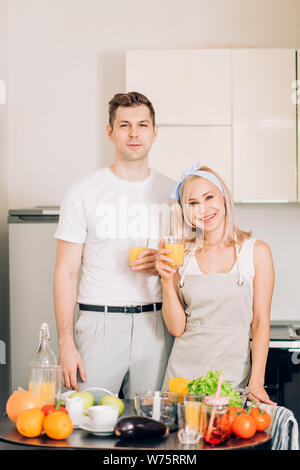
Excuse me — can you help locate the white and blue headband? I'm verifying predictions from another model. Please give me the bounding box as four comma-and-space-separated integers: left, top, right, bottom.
170, 162, 225, 203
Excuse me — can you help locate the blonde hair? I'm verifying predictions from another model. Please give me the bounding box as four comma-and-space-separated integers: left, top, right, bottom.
171, 166, 251, 253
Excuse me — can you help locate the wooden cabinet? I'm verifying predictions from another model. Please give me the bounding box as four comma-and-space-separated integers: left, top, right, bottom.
232, 49, 297, 202
126, 49, 231, 126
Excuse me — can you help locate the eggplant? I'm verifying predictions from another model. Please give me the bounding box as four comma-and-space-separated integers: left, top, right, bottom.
114, 416, 169, 439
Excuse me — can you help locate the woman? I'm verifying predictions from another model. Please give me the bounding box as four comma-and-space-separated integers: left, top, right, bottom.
156, 163, 276, 405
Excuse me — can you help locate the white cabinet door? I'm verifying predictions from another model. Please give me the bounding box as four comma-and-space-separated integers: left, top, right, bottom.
232, 49, 297, 202
149, 126, 232, 190
297, 50, 300, 202
126, 49, 231, 125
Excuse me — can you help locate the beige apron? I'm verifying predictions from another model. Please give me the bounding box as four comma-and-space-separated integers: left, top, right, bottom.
163, 242, 253, 389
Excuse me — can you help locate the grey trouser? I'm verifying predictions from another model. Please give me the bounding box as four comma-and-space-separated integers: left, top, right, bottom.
75, 309, 174, 399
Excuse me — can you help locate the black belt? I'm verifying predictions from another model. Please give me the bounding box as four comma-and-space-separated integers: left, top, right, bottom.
78, 302, 162, 314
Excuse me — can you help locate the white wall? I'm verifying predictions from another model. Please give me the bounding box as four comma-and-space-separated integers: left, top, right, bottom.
2, 0, 300, 326
0, 0, 9, 416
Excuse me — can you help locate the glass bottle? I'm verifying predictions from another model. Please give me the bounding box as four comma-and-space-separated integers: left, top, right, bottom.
28, 322, 57, 389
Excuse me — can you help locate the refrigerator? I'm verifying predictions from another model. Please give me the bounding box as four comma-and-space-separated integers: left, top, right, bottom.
8, 207, 60, 393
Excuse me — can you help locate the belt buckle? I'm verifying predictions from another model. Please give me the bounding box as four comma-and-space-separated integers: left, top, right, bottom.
124, 305, 141, 314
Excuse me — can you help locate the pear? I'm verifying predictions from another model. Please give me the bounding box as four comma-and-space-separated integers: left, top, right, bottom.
98, 395, 125, 417
69, 391, 95, 410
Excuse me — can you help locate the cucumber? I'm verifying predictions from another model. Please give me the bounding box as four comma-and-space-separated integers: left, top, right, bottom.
114, 416, 169, 439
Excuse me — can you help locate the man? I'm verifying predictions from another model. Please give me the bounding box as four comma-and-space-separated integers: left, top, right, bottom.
54, 92, 175, 398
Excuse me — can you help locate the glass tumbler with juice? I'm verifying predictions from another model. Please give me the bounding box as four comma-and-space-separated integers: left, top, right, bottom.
129, 239, 148, 266
164, 236, 184, 268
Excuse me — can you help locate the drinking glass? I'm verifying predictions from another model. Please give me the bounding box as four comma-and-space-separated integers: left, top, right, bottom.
183, 394, 205, 438
164, 236, 184, 268
129, 239, 149, 266
134, 391, 178, 427
177, 401, 203, 444
29, 364, 62, 405
202, 395, 231, 445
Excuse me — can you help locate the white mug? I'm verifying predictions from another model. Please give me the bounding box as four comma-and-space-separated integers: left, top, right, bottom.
65, 396, 84, 426
87, 405, 119, 431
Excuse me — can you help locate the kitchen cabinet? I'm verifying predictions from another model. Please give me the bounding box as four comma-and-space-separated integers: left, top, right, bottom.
293, 49, 300, 202
126, 49, 231, 126
149, 126, 232, 188
232, 49, 297, 202
126, 48, 298, 203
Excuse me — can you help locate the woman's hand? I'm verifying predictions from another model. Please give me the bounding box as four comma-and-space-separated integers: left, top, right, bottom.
155, 239, 177, 281
247, 381, 277, 406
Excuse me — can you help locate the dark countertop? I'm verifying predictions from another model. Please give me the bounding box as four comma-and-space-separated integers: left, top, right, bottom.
0, 400, 272, 452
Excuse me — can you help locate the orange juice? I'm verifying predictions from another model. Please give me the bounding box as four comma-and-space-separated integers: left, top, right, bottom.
29, 381, 56, 405
165, 243, 184, 268
129, 247, 147, 266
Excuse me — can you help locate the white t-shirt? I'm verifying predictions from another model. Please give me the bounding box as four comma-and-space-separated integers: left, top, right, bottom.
54, 167, 176, 305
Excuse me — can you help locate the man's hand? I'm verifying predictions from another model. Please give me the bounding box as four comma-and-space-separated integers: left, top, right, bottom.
59, 341, 86, 390
131, 248, 159, 275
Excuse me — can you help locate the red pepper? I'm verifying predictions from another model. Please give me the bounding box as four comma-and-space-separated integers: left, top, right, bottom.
41, 401, 69, 416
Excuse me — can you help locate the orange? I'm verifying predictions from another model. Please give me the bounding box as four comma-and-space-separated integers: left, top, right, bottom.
16, 408, 45, 437
168, 377, 190, 402
43, 411, 73, 440
6, 390, 45, 424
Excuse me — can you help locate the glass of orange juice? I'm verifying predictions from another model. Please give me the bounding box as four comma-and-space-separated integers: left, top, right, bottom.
29, 365, 62, 405
164, 236, 184, 269
129, 239, 148, 266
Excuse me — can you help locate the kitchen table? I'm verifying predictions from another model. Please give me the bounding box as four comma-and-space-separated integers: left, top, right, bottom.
0, 400, 272, 451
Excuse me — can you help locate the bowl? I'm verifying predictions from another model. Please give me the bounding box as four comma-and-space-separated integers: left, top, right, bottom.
134, 391, 178, 427
235, 387, 249, 407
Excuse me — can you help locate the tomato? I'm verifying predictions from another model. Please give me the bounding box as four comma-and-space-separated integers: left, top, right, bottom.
232, 414, 256, 439
42, 402, 68, 417
249, 407, 271, 431
228, 406, 246, 431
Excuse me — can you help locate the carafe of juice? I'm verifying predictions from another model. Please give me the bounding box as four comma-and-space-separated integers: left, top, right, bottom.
28, 322, 58, 404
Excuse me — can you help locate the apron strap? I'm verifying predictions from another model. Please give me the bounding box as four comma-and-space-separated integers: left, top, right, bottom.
179, 234, 244, 288
234, 234, 244, 286
179, 246, 197, 288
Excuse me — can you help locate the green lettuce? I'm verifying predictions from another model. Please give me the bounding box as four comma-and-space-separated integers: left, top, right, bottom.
187, 369, 243, 407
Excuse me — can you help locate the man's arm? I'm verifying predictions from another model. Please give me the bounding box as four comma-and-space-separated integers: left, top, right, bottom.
54, 239, 85, 390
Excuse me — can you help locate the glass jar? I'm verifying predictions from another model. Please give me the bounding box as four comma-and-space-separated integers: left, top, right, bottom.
203, 395, 231, 445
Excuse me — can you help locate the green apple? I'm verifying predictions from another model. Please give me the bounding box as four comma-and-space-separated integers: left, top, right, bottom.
98, 395, 125, 417
69, 391, 95, 410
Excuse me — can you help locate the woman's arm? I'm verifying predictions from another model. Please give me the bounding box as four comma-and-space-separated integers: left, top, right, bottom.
161, 272, 186, 336
248, 239, 276, 405
156, 240, 186, 336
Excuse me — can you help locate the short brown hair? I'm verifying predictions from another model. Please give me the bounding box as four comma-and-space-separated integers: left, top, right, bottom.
108, 91, 155, 128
